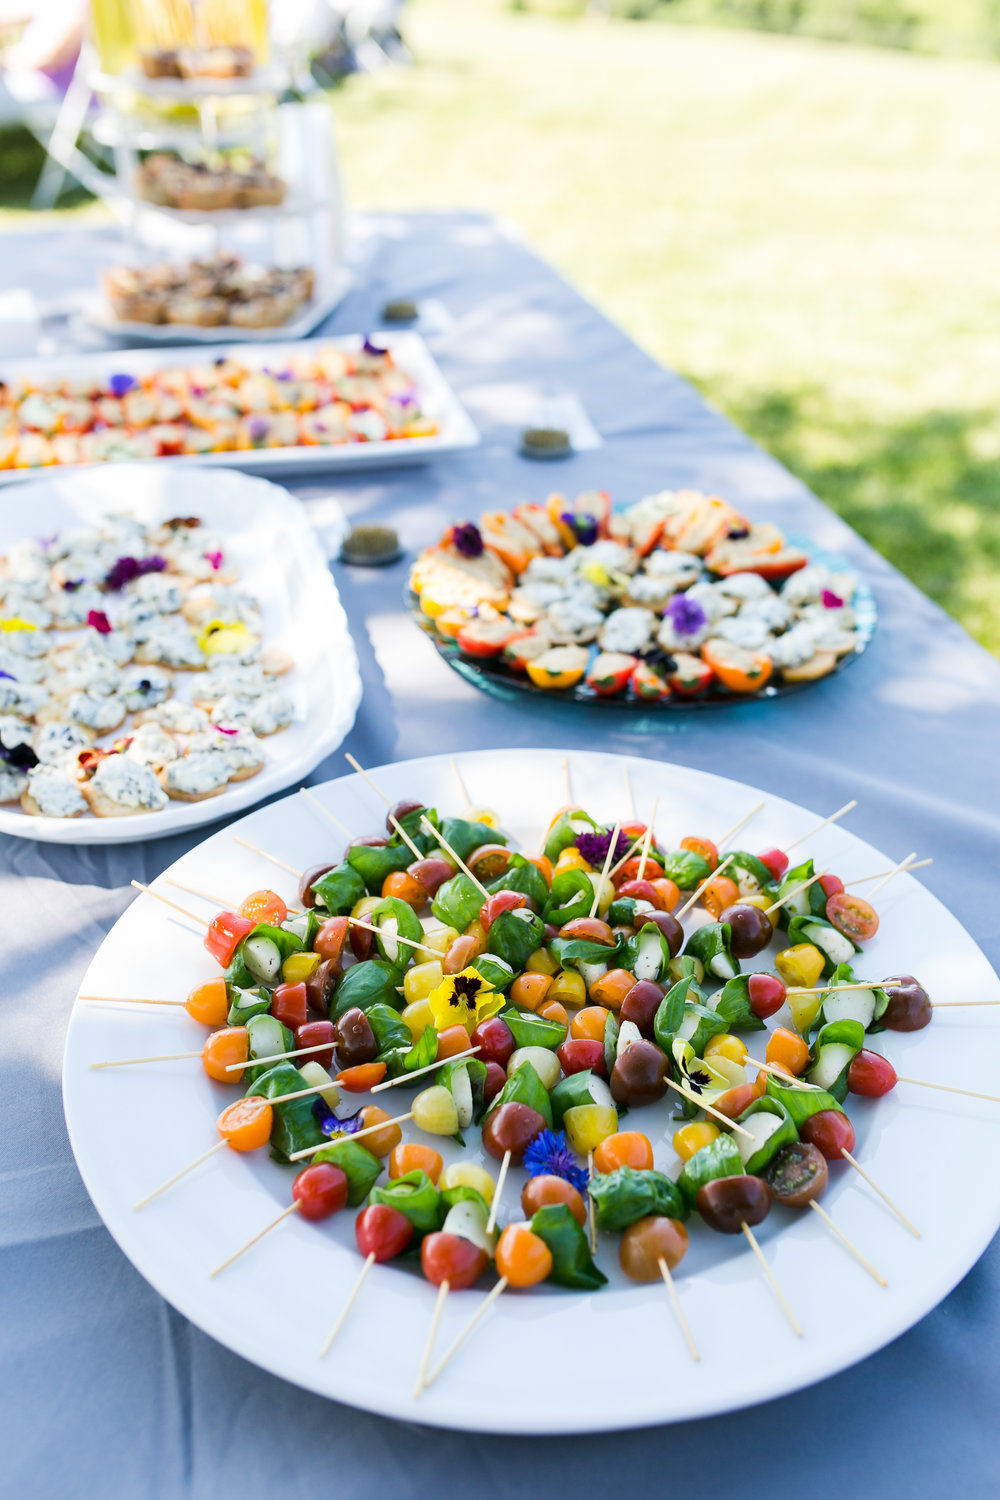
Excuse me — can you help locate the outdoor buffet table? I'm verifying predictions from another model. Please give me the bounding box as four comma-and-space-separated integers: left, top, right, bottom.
3, 212, 1000, 1496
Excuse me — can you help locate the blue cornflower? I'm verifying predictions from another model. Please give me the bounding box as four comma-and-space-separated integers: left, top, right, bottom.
522, 1130, 589, 1193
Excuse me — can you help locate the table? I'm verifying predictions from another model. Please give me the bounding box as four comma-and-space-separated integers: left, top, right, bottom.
4, 212, 1000, 1498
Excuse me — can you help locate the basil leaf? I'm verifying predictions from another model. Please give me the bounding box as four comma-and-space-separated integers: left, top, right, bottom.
367, 895, 425, 966
329, 959, 404, 1020
683, 921, 740, 981
734, 1097, 798, 1173
589, 1165, 688, 1231
438, 816, 502, 862
311, 862, 365, 915
542, 809, 600, 863
501, 1006, 567, 1050
548, 935, 623, 970
369, 1169, 442, 1237
312, 1138, 383, 1205
227, 986, 271, 1027
245, 1062, 325, 1162
431, 872, 483, 932
366, 1002, 411, 1055
764, 1071, 845, 1127
488, 1059, 552, 1128
660, 849, 713, 890
714, 975, 766, 1032
346, 839, 413, 894
530, 1203, 607, 1290
487, 907, 545, 970
543, 869, 595, 926
678, 1135, 744, 1208
489, 853, 548, 910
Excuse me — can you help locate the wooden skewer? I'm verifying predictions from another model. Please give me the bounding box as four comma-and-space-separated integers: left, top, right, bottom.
896, 1076, 1000, 1104
932, 1000, 1000, 1008
299, 785, 354, 840
783, 800, 857, 854
717, 800, 765, 850
321, 1253, 376, 1356
485, 1151, 510, 1235
623, 765, 636, 821
764, 869, 829, 916
233, 836, 302, 878
343, 756, 426, 860
847, 858, 931, 887
166, 878, 237, 907
744, 1057, 815, 1090
92, 1049, 202, 1069
786, 980, 888, 996
869, 852, 917, 899
345, 752, 390, 805
288, 1112, 414, 1162
674, 852, 737, 920
371, 1046, 481, 1093
840, 1149, 920, 1238
664, 1078, 754, 1139
414, 1280, 450, 1400
134, 1139, 227, 1210
210, 1202, 300, 1277
659, 1256, 699, 1361
588, 820, 622, 920
587, 1152, 598, 1254
425, 1276, 509, 1389
421, 816, 490, 899
608, 830, 647, 880
808, 1200, 887, 1286
130, 880, 207, 928
637, 798, 659, 882
224, 1040, 347, 1072
450, 757, 472, 811
563, 757, 572, 806
80, 994, 184, 1007
347, 916, 440, 959
741, 1221, 802, 1336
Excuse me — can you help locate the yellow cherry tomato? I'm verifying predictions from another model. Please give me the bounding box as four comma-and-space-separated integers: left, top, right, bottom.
548, 969, 587, 1008
787, 988, 824, 1034
439, 1161, 495, 1206
525, 946, 559, 977
282, 951, 321, 983
704, 1033, 748, 1065
775, 942, 826, 990
466, 805, 500, 828
401, 996, 434, 1041
672, 1121, 720, 1161
421, 926, 460, 957
563, 1103, 619, 1156
553, 849, 592, 877
351, 895, 381, 921
412, 1085, 460, 1136
403, 960, 444, 1006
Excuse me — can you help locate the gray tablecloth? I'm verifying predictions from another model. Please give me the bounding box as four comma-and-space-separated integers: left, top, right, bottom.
3, 212, 1000, 1499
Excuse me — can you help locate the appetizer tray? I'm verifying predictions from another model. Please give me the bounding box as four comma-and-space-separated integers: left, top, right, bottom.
0, 466, 361, 843
63, 749, 1000, 1431
0, 332, 480, 482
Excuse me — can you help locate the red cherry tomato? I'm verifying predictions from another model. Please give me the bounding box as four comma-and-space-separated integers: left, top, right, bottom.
483, 1061, 507, 1103
294, 1020, 336, 1070
556, 1038, 607, 1077
314, 916, 349, 964
239, 889, 288, 927
420, 1231, 489, 1289
847, 1050, 897, 1098
338, 1062, 387, 1092
271, 981, 308, 1031
800, 1109, 856, 1160
480, 889, 528, 934
356, 1203, 414, 1262
747, 972, 786, 1019
617, 879, 664, 909
471, 1016, 515, 1068
819, 874, 845, 899
825, 892, 879, 941
204, 910, 255, 967
292, 1163, 349, 1221
757, 848, 789, 881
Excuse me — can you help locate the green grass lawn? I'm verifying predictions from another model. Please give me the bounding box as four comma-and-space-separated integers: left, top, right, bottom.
3, 0, 1000, 652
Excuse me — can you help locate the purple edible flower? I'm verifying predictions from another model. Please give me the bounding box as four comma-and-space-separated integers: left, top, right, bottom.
206, 550, 224, 571
0, 739, 38, 769
103, 554, 167, 591
216, 725, 240, 737
36, 533, 58, 553
108, 373, 136, 398
313, 1100, 367, 1137
821, 588, 844, 609
523, 1130, 589, 1193
575, 828, 630, 867
62, 578, 84, 593
726, 523, 750, 540
362, 337, 387, 357
451, 522, 484, 559
0, 670, 14, 681
665, 594, 707, 636
560, 511, 599, 547
247, 415, 270, 443
87, 610, 112, 634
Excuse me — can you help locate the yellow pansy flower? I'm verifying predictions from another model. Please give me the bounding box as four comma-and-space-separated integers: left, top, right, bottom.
427, 967, 504, 1034
196, 618, 257, 656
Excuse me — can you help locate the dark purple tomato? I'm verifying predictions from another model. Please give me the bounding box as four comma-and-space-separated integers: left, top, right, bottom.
619, 979, 665, 1037
298, 863, 336, 909
720, 903, 773, 959
641, 910, 684, 957
332, 1006, 377, 1067
387, 800, 423, 834
696, 1175, 772, 1233
764, 1142, 828, 1208
881, 975, 932, 1032
610, 1039, 669, 1107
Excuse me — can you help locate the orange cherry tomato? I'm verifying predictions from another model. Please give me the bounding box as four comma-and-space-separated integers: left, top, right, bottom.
826, 892, 879, 942
570, 1005, 610, 1042
613, 857, 665, 890
649, 878, 680, 913
702, 875, 740, 920
713, 1083, 759, 1119
389, 1143, 444, 1183
521, 1174, 587, 1225
217, 1095, 273, 1152
510, 973, 553, 1012
202, 1026, 248, 1082
702, 639, 773, 694
559, 916, 615, 946
496, 1223, 553, 1288
337, 1061, 388, 1092
680, 836, 718, 871
239, 889, 288, 927
537, 999, 569, 1029
381, 871, 428, 910
466, 844, 512, 881
184, 976, 229, 1027
314, 916, 349, 964
766, 1027, 811, 1076
589, 968, 637, 1010
594, 1130, 654, 1173
437, 1024, 474, 1059
359, 1105, 403, 1157
527, 854, 553, 888
750, 1067, 768, 1099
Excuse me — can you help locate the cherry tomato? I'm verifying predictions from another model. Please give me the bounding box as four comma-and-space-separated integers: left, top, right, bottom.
800, 1109, 856, 1160
271, 981, 308, 1031
359, 1105, 403, 1157
483, 1061, 506, 1103
481, 890, 528, 934
382, 871, 428, 910
467, 844, 512, 881
556, 1037, 607, 1077
421, 1231, 488, 1289
757, 847, 789, 881
766, 1027, 810, 1076
819, 874, 845, 899
613, 857, 665, 889
720, 903, 774, 960
594, 1130, 653, 1173
204, 910, 254, 968
387, 799, 423, 833
702, 876, 739, 920
521, 1174, 587, 1226
298, 864, 335, 909
217, 1095, 272, 1152
847, 1050, 897, 1097
619, 1215, 689, 1279
407, 857, 455, 897
337, 1062, 387, 1092
239, 889, 288, 927
538, 999, 569, 1028
314, 916, 349, 964
510, 973, 552, 1012
496, 1224, 552, 1288
642, 909, 684, 954
443, 934, 481, 974
389, 1143, 444, 1183
712, 1083, 758, 1120
590, 969, 638, 1010
349, 920, 374, 963
294, 1020, 335, 1071
471, 1016, 515, 1067
617, 879, 663, 908
697, 1176, 772, 1233
437, 1024, 474, 1059
292, 1162, 349, 1220
765, 1141, 828, 1208
747, 972, 786, 1019
826, 892, 879, 941
619, 979, 665, 1036
527, 854, 553, 888
356, 1203, 414, 1262
184, 976, 229, 1027
881, 975, 932, 1031
481, 1102, 547, 1163
570, 1006, 610, 1042
332, 1007, 377, 1066
681, 836, 719, 871
559, 916, 616, 946
202, 1026, 249, 1082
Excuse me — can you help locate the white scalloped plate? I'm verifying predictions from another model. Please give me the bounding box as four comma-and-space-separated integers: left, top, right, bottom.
0, 465, 361, 843
62, 750, 1000, 1429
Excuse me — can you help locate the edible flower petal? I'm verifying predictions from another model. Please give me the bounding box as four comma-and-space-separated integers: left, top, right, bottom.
450, 522, 484, 559
560, 511, 599, 547
665, 593, 707, 636
87, 610, 112, 634
575, 828, 629, 867
821, 588, 845, 609
196, 618, 255, 656
0, 617, 36, 633
108, 373, 136, 398
522, 1129, 589, 1192
427, 967, 503, 1033
104, 554, 167, 591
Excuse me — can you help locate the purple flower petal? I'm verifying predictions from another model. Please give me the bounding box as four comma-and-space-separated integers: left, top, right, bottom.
62, 578, 84, 593
0, 670, 15, 681
821, 588, 844, 609
246, 416, 270, 442
451, 522, 484, 559
87, 610, 112, 634
108, 373, 136, 398
362, 337, 387, 357
522, 1129, 589, 1193
665, 594, 707, 636
560, 511, 599, 547
575, 829, 630, 867
205, 550, 224, 571
103, 555, 167, 591
0, 739, 38, 769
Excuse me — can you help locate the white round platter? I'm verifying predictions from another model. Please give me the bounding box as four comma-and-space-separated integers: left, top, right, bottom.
62, 749, 1000, 1430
